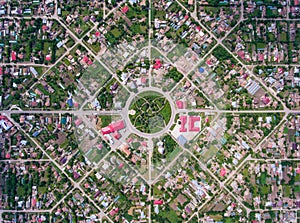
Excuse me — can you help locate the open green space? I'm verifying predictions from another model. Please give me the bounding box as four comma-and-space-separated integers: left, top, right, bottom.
129, 91, 172, 134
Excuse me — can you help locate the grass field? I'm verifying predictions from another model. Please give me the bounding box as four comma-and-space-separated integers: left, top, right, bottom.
202, 145, 219, 162
85, 147, 106, 164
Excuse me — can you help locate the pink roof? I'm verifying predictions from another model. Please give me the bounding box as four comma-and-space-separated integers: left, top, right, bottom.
205, 117, 209, 123
101, 126, 111, 135
196, 26, 201, 31
11, 51, 17, 61
154, 200, 163, 205
102, 120, 125, 135
98, 144, 103, 149
110, 120, 125, 132
188, 116, 200, 132
184, 15, 189, 20
95, 31, 100, 37
5, 153, 10, 159
141, 141, 147, 147
45, 55, 51, 61
141, 77, 147, 84
206, 59, 213, 66
176, 100, 184, 109
237, 50, 245, 59
32, 198, 37, 207
220, 168, 226, 177
258, 54, 264, 61
278, 67, 284, 74
113, 131, 121, 140
153, 59, 162, 70
122, 5, 129, 13
118, 162, 124, 169
0, 67, 3, 75
127, 137, 133, 143
74, 118, 82, 127
295, 0, 299, 5
110, 208, 119, 216
42, 25, 48, 31
262, 96, 270, 105
179, 116, 187, 132
83, 56, 89, 63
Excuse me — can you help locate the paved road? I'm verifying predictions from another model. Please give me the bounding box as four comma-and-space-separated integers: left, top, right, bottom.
1, 2, 300, 221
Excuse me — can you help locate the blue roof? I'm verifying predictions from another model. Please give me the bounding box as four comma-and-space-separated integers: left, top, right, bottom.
67, 98, 73, 107
32, 131, 40, 137
177, 135, 187, 145
199, 67, 205, 73
61, 117, 67, 125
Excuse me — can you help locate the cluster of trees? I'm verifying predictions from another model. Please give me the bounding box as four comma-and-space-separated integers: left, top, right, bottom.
165, 67, 183, 82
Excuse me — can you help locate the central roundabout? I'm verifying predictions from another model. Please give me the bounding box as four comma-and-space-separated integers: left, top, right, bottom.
128, 90, 173, 134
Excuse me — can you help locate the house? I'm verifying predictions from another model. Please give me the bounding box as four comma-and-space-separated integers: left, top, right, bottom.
176, 100, 184, 109
119, 143, 131, 157
179, 116, 187, 132
177, 135, 187, 145
45, 55, 51, 61
11, 51, 17, 61
110, 120, 125, 131
153, 59, 162, 70
121, 5, 129, 14
220, 168, 227, 177
188, 116, 200, 132
154, 200, 163, 205
110, 208, 119, 217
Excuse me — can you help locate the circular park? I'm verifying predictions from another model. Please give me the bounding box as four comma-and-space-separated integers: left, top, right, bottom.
128, 91, 172, 134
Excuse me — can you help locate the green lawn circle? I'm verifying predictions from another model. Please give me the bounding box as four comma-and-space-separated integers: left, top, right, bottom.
129, 91, 172, 134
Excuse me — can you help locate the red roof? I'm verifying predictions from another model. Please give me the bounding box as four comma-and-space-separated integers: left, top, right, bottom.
11, 51, 17, 61
122, 5, 129, 13
5, 153, 10, 159
176, 100, 184, 109
154, 200, 163, 205
278, 67, 284, 74
184, 15, 189, 20
0, 67, 3, 75
45, 55, 51, 61
153, 59, 162, 70
188, 116, 200, 132
196, 26, 201, 31
179, 116, 187, 132
295, 0, 299, 5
